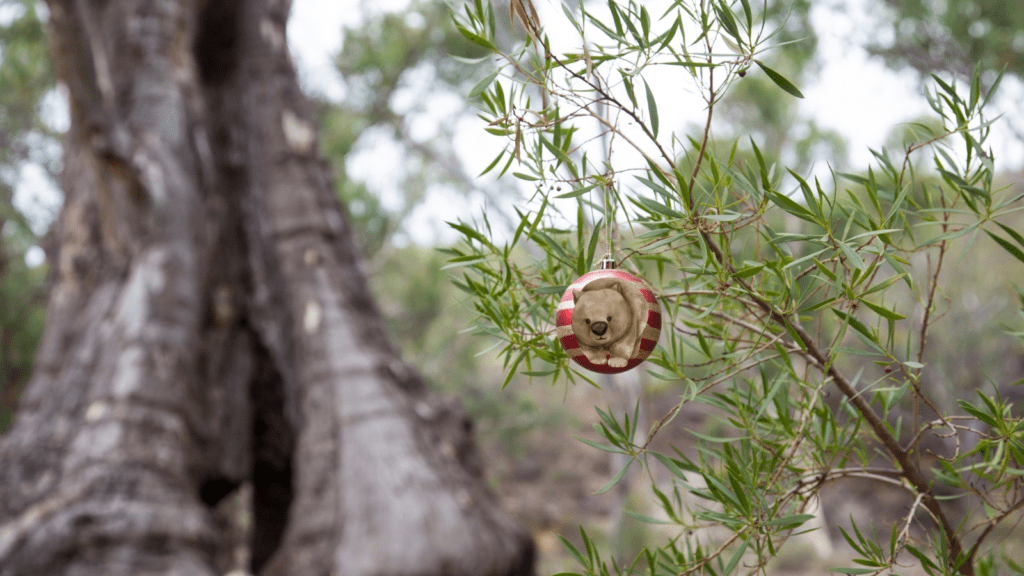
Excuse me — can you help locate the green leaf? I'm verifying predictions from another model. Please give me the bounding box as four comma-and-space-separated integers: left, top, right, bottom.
713, 0, 741, 43
618, 4, 644, 46
651, 451, 695, 478
620, 70, 638, 107
787, 168, 819, 217
860, 299, 905, 320
441, 256, 490, 270
739, 0, 752, 28
448, 221, 493, 249
454, 21, 497, 51
540, 134, 573, 168
922, 223, 977, 246
755, 60, 804, 98
704, 212, 741, 222
833, 308, 874, 341
646, 232, 688, 251
763, 513, 815, 528
750, 138, 771, 190
633, 196, 685, 219
836, 241, 865, 271
732, 263, 764, 279
586, 218, 602, 266
635, 175, 674, 202
837, 172, 869, 185
532, 285, 568, 294
995, 221, 1024, 252
501, 350, 525, 390
662, 60, 716, 69
722, 540, 749, 574
555, 182, 599, 198
765, 190, 819, 224
468, 69, 500, 98
957, 399, 999, 428
574, 435, 630, 454
861, 273, 906, 296
812, 258, 837, 281
985, 231, 1024, 264
970, 66, 980, 109
450, 54, 492, 65
478, 150, 505, 177
624, 510, 672, 525
557, 534, 589, 569
644, 80, 659, 139
931, 73, 956, 99
521, 370, 556, 377
533, 230, 573, 264
697, 330, 712, 358
595, 458, 634, 494
938, 168, 969, 189
982, 65, 1005, 108
782, 247, 829, 272
799, 296, 838, 313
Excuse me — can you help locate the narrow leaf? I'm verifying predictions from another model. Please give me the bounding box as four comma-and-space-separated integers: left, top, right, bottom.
995, 221, 1024, 252
595, 458, 634, 494
722, 540, 749, 574
986, 231, 1024, 264
469, 70, 500, 98
755, 60, 804, 98
860, 299, 906, 320
833, 308, 874, 341
766, 190, 819, 224
644, 80, 659, 138
763, 513, 815, 527
555, 182, 599, 198
836, 241, 865, 271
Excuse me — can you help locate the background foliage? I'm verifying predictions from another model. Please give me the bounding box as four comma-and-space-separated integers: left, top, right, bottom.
0, 0, 54, 430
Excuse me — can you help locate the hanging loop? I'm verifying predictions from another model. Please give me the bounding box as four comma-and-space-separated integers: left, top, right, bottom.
603, 181, 615, 261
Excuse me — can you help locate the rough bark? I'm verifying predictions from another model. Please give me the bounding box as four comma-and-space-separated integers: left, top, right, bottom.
0, 1, 535, 575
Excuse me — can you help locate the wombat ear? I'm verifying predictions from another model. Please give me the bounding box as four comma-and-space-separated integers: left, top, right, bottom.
573, 289, 583, 303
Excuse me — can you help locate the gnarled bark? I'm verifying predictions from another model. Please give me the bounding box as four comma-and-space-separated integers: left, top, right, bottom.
0, 1, 534, 575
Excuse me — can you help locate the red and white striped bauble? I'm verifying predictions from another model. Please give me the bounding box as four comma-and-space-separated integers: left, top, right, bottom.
555, 269, 661, 374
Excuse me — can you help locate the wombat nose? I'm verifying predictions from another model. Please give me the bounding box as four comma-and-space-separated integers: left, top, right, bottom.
591, 321, 608, 335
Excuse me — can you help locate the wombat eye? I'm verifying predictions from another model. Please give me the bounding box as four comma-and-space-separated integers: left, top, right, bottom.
607, 316, 611, 321
585, 319, 590, 324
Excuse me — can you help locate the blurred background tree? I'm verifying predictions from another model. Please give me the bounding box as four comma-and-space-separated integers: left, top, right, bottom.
866, 0, 1024, 144
867, 0, 1024, 80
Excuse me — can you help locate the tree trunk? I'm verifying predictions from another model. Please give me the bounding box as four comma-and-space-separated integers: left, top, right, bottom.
0, 1, 535, 575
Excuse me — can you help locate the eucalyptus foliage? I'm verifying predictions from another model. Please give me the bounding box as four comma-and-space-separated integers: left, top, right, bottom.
448, 0, 1024, 574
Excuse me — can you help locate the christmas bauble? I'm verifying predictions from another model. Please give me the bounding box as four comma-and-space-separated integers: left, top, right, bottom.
556, 268, 661, 374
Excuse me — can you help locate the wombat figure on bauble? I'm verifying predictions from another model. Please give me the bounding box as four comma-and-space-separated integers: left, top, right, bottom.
571, 277, 646, 368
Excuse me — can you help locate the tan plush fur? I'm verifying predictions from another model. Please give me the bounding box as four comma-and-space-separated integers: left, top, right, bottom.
571, 277, 646, 367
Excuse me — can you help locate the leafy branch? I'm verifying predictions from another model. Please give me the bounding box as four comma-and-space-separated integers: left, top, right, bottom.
450, 0, 1024, 574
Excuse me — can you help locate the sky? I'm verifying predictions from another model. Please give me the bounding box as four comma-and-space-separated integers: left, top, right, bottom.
10, 0, 1024, 260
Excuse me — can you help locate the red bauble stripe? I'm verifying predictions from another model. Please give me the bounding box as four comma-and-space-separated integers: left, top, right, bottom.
556, 268, 662, 374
